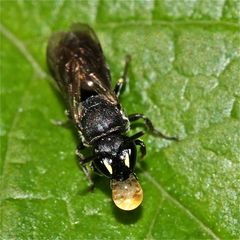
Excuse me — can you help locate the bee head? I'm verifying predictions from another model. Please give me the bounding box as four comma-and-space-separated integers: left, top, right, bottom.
93, 135, 143, 210
93, 135, 137, 180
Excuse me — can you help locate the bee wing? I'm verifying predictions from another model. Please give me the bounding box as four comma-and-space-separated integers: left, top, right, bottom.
47, 23, 117, 123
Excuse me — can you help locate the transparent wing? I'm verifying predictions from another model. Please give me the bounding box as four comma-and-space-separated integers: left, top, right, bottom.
47, 23, 117, 123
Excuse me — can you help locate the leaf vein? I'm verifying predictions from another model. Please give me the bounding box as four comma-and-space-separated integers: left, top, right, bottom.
145, 200, 163, 240
143, 172, 221, 240
0, 22, 47, 79
1, 78, 32, 187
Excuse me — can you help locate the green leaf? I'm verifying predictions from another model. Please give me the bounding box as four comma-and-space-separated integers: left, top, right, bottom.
1, 1, 240, 239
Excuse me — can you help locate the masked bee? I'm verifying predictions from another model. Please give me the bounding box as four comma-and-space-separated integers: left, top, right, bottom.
47, 23, 177, 211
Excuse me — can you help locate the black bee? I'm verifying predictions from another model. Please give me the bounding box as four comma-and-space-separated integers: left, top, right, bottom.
47, 23, 177, 211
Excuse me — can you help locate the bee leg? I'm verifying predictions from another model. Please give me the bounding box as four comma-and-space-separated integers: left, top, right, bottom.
50, 119, 71, 127
50, 110, 72, 127
90, 162, 102, 176
114, 55, 131, 97
135, 139, 146, 159
128, 113, 178, 141
76, 144, 95, 191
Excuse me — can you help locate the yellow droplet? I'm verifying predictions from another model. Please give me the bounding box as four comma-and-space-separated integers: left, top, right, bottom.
111, 174, 143, 211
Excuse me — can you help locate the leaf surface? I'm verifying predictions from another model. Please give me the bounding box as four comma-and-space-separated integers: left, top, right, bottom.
1, 1, 240, 239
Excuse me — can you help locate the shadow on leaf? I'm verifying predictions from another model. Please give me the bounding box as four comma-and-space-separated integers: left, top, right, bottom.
112, 204, 143, 224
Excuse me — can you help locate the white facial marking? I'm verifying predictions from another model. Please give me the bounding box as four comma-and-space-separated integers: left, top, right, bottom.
103, 159, 112, 174
124, 153, 130, 168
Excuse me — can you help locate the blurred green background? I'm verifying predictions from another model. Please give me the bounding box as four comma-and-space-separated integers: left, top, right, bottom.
1, 0, 240, 239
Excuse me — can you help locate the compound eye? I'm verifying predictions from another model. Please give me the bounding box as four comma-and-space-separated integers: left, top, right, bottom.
111, 174, 143, 211
94, 157, 113, 178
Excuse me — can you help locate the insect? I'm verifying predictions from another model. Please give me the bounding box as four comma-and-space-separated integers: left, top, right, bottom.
47, 23, 177, 211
